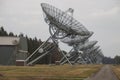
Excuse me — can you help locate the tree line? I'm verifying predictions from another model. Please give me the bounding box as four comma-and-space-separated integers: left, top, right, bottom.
0, 26, 62, 64
0, 26, 120, 64
102, 55, 120, 64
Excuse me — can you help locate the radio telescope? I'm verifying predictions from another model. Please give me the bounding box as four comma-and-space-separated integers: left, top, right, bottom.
59, 29, 95, 64
61, 31, 93, 45
25, 3, 91, 65
84, 46, 100, 63
82, 46, 104, 64
60, 40, 98, 64
78, 41, 98, 64
59, 31, 94, 63
78, 41, 98, 50
25, 3, 103, 65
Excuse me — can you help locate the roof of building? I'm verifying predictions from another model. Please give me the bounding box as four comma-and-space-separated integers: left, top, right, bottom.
0, 37, 20, 45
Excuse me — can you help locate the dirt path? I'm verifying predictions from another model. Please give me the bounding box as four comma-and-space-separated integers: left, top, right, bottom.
85, 65, 119, 80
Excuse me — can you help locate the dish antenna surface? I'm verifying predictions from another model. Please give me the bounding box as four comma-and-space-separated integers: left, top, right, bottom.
41, 3, 91, 39
61, 31, 93, 45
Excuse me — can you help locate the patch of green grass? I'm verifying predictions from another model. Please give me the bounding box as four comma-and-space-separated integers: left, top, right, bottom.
0, 64, 102, 80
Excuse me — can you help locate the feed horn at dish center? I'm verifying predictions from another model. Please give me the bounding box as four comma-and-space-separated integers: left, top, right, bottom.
24, 3, 104, 65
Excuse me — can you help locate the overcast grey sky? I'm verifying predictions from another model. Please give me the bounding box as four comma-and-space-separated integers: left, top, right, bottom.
0, 0, 120, 57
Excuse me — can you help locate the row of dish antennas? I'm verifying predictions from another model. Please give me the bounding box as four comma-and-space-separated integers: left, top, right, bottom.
25, 3, 104, 65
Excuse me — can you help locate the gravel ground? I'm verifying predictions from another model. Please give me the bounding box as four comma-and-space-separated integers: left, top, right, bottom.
85, 65, 119, 80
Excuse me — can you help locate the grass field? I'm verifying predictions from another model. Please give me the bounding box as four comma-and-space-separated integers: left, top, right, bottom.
0, 64, 102, 80
112, 65, 120, 80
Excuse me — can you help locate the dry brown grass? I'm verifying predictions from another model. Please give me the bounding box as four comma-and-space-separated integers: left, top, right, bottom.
112, 65, 120, 80
0, 64, 103, 80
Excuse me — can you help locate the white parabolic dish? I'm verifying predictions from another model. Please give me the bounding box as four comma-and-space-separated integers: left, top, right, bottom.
61, 31, 94, 44
41, 3, 90, 36
78, 41, 98, 50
